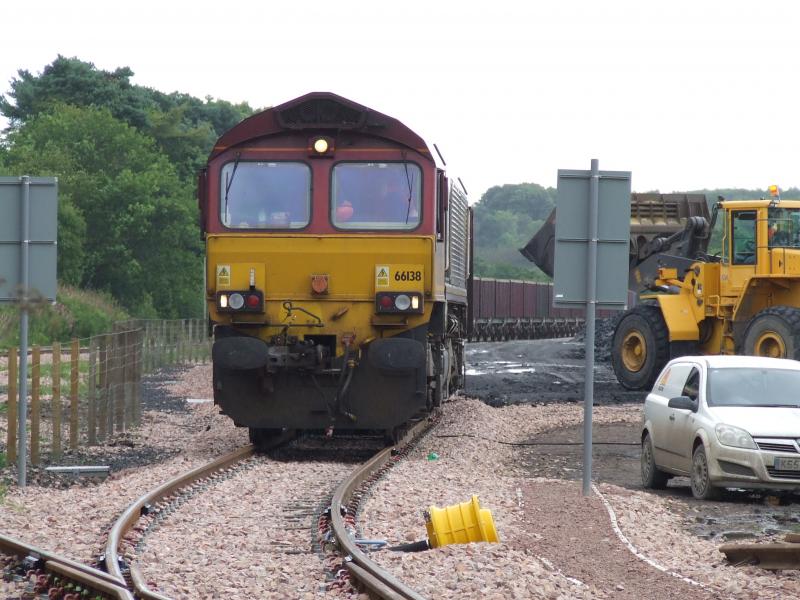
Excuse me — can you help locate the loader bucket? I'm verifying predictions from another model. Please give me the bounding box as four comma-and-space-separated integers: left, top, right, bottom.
519, 207, 557, 278
519, 193, 709, 283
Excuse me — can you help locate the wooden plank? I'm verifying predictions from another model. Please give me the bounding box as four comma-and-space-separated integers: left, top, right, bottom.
51, 342, 62, 459
88, 337, 98, 445
70, 338, 79, 449
7, 347, 17, 464
30, 346, 40, 465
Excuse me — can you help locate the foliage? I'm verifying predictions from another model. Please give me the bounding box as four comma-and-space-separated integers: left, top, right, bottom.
472, 183, 555, 279
1, 104, 203, 317
0, 55, 254, 182
0, 56, 153, 129
0, 285, 128, 349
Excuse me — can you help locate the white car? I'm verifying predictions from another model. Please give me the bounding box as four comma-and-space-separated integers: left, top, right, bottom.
641, 355, 800, 499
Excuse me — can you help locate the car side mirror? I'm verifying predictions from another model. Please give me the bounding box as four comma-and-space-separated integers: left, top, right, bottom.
668, 396, 696, 411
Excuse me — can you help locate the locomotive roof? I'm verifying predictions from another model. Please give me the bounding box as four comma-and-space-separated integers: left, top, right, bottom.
209, 92, 433, 160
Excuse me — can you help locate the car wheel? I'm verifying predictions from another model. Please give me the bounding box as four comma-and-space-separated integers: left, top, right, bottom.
641, 433, 669, 489
690, 445, 719, 500
610, 305, 671, 391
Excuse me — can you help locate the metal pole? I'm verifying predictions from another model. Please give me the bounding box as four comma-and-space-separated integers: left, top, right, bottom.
17, 176, 31, 487
582, 159, 599, 497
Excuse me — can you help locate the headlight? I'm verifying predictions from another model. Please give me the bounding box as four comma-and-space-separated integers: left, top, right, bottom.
715, 424, 757, 449
395, 294, 411, 311
228, 293, 245, 310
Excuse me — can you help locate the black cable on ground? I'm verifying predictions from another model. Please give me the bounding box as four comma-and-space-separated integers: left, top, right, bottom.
433, 433, 639, 446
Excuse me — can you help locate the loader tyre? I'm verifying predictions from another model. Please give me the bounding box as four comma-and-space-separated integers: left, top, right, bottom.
611, 305, 670, 391
742, 306, 800, 359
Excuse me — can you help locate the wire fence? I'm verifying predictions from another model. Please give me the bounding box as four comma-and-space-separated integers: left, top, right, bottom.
4, 318, 210, 466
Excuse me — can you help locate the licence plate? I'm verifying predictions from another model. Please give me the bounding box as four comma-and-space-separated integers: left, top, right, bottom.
774, 457, 800, 471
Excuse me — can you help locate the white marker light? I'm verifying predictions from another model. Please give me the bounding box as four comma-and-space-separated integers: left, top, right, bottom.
313, 138, 329, 153
219, 294, 228, 308
411, 295, 420, 310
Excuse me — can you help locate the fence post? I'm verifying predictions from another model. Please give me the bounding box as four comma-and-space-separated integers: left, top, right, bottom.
122, 330, 131, 430
187, 319, 194, 364
51, 342, 62, 459
133, 329, 142, 426
70, 338, 79, 450
88, 337, 98, 445
30, 346, 40, 466
143, 321, 150, 374
98, 334, 108, 441
114, 330, 125, 432
7, 348, 17, 464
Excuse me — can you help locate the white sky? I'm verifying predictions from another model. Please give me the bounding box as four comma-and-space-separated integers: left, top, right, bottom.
2, 1, 799, 201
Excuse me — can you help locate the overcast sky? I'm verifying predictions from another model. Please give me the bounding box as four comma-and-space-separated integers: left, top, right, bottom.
2, 1, 799, 200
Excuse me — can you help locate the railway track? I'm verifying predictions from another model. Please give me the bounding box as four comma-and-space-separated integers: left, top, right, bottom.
0, 533, 133, 599
95, 417, 435, 599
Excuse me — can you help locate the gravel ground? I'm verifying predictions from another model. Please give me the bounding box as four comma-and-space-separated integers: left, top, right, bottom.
1, 352, 798, 599
0, 364, 248, 563
358, 396, 800, 599
135, 455, 354, 599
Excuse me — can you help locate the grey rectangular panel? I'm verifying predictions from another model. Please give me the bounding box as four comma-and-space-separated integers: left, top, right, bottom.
0, 177, 58, 302
553, 168, 630, 309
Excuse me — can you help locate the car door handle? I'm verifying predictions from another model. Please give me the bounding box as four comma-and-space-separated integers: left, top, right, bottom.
669, 414, 675, 421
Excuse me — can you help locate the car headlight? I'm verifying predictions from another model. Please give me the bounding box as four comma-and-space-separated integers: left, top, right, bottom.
715, 424, 757, 449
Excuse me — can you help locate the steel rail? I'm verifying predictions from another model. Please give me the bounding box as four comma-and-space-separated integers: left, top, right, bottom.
330, 419, 432, 600
0, 533, 134, 600
104, 443, 257, 592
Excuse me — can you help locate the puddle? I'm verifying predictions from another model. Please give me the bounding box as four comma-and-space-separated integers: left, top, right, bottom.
685, 500, 800, 542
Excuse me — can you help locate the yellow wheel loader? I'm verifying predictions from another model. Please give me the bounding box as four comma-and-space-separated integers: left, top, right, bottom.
612, 190, 800, 389
522, 188, 800, 390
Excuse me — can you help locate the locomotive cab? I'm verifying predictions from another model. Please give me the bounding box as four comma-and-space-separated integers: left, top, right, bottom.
198, 93, 470, 443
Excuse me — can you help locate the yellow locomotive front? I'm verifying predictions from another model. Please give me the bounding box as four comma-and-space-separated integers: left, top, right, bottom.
197, 93, 469, 444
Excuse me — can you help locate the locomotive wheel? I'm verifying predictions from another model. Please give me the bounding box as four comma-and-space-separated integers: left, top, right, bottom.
249, 427, 283, 451
611, 305, 670, 391
742, 306, 800, 359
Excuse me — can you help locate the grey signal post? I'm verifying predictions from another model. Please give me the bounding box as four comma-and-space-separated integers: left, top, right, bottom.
0, 176, 58, 487
552, 160, 630, 496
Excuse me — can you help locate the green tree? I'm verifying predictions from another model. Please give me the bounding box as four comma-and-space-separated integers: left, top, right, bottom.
2, 104, 203, 317
0, 56, 153, 129
472, 183, 555, 279
1, 56, 255, 182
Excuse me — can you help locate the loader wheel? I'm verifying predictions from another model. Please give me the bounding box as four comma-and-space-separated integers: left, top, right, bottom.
742, 306, 800, 359
611, 305, 670, 391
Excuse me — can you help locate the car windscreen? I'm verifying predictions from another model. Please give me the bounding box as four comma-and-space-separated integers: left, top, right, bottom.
220, 161, 310, 229
331, 162, 421, 230
708, 367, 800, 407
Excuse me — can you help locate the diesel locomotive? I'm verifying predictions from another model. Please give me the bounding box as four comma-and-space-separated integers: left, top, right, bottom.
197, 93, 471, 444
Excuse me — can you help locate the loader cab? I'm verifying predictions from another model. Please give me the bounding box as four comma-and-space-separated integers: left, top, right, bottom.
721, 206, 761, 297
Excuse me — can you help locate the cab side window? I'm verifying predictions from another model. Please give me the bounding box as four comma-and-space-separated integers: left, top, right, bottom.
732, 210, 757, 265
681, 367, 700, 402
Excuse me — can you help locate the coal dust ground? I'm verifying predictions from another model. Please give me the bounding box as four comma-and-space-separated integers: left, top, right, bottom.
466, 336, 800, 543
464, 337, 642, 407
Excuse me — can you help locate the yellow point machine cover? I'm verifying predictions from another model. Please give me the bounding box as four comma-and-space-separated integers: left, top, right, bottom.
425, 495, 499, 548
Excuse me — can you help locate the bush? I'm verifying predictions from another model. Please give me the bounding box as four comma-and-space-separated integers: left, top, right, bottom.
0, 285, 128, 349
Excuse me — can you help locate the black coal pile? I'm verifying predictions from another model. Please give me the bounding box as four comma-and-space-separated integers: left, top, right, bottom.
572, 314, 623, 362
